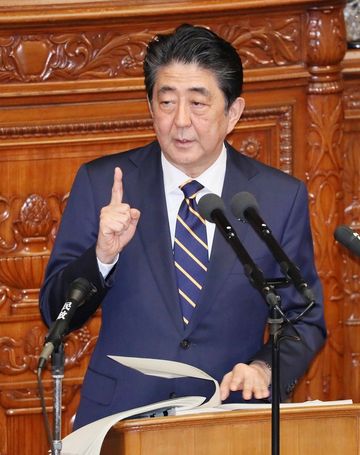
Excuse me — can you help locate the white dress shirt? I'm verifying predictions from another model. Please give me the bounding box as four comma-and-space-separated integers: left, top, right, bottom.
98, 145, 227, 276
161, 145, 227, 256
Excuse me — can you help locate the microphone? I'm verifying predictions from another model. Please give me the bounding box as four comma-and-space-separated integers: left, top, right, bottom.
198, 193, 235, 242
334, 225, 360, 258
38, 277, 97, 370
230, 191, 315, 304
198, 193, 279, 307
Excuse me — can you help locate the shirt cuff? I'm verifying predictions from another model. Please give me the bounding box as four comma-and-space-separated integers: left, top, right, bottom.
97, 255, 119, 279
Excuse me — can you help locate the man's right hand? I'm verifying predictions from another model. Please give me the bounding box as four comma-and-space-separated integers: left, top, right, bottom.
96, 167, 140, 264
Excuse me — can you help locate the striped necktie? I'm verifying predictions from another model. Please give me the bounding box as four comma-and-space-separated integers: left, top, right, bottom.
174, 180, 209, 326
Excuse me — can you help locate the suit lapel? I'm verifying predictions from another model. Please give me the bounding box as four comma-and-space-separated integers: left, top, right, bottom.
124, 142, 260, 336
126, 143, 184, 334
185, 145, 259, 335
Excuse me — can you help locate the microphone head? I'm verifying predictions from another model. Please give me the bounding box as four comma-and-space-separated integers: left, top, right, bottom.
67, 277, 97, 304
334, 225, 360, 257
198, 193, 226, 222
230, 192, 259, 221
334, 225, 352, 243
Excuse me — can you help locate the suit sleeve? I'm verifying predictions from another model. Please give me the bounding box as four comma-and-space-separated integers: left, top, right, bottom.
251, 181, 326, 399
39, 164, 114, 331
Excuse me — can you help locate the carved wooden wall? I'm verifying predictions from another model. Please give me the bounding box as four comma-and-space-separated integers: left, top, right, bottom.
0, 0, 354, 453
341, 48, 360, 402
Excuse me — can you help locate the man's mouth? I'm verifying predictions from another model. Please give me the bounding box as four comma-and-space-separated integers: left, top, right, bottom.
175, 138, 193, 144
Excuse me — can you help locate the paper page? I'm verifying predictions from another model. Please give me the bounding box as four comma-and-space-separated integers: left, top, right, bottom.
61, 355, 353, 454
109, 355, 221, 408
61, 395, 206, 455
174, 399, 354, 416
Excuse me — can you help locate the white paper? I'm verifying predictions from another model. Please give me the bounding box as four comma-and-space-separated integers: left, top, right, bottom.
61, 395, 205, 455
61, 356, 216, 455
173, 398, 354, 415
60, 356, 354, 455
108, 355, 221, 408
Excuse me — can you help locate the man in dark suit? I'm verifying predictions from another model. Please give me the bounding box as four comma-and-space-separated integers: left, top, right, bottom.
40, 24, 326, 429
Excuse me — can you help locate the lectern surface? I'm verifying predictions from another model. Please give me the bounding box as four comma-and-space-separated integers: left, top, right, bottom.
101, 404, 360, 455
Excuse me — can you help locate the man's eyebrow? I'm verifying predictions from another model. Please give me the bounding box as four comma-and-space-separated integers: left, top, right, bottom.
157, 85, 211, 96
188, 87, 211, 97
158, 85, 175, 94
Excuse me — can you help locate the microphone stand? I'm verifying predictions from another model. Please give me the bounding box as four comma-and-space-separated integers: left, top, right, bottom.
51, 343, 65, 455
266, 282, 284, 455
38, 278, 97, 454
256, 278, 284, 455
229, 193, 319, 454
202, 204, 315, 455
265, 278, 314, 455
209, 209, 298, 455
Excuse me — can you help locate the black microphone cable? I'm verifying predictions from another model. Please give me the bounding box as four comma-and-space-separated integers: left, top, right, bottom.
37, 277, 97, 454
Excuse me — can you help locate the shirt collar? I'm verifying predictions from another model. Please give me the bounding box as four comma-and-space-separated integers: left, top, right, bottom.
161, 144, 227, 196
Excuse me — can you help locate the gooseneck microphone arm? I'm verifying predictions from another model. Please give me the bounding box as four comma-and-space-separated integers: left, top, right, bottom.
230, 192, 315, 309
198, 193, 279, 308
38, 277, 97, 371
199, 192, 303, 455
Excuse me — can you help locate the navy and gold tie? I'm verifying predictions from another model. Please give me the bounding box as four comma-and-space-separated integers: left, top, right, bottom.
174, 180, 209, 326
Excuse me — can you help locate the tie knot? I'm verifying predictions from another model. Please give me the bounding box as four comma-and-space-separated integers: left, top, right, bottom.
180, 180, 204, 200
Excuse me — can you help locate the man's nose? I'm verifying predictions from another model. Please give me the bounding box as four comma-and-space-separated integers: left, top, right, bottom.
174, 102, 191, 127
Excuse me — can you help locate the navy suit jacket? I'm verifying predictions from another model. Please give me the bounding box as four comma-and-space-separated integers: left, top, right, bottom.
40, 141, 326, 429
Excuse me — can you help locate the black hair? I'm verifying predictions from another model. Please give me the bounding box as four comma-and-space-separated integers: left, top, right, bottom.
143, 24, 243, 110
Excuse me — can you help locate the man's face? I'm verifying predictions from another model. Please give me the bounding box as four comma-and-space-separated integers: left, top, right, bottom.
148, 62, 244, 177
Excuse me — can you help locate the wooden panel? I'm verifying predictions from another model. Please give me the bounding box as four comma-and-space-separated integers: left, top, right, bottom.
341, 48, 360, 403
292, 4, 348, 402
0, 1, 351, 454
101, 405, 360, 455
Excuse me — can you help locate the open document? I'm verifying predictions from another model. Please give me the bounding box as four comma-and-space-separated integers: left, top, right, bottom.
61, 356, 353, 455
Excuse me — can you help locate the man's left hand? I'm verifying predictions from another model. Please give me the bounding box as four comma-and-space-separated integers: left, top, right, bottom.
220, 361, 271, 401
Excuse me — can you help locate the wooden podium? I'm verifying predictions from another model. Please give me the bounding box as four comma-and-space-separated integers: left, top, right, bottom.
100, 404, 360, 455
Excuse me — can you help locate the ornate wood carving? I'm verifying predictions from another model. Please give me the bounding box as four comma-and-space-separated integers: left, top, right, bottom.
0, 107, 292, 171
0, 382, 80, 410
0, 119, 154, 140
0, 194, 59, 314
213, 16, 301, 68
342, 104, 360, 400
0, 1, 352, 454
343, 85, 360, 110
294, 4, 347, 401
0, 31, 156, 82
0, 15, 302, 85
239, 105, 293, 174
0, 325, 97, 376
307, 7, 347, 94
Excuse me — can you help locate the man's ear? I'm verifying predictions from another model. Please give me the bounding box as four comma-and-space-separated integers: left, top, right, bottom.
227, 97, 245, 134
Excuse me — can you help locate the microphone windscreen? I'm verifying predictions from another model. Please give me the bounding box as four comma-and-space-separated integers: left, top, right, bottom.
66, 277, 97, 305
334, 225, 352, 243
230, 192, 259, 220
198, 193, 226, 222
334, 225, 360, 257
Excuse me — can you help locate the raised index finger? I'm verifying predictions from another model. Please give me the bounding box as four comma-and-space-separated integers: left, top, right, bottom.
110, 167, 123, 205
